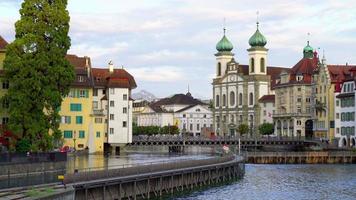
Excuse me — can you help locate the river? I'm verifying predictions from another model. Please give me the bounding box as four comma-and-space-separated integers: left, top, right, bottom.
175, 164, 356, 200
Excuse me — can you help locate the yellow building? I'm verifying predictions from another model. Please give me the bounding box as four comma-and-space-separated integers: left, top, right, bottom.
312, 56, 353, 140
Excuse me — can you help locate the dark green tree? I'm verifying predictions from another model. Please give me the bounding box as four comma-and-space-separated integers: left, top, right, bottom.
237, 124, 249, 136
258, 123, 274, 136
2, 0, 74, 151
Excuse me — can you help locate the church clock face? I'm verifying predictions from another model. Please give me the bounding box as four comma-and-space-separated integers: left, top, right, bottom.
229, 75, 236, 81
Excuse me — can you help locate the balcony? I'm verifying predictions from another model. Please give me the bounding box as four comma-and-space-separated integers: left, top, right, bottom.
273, 112, 312, 118
91, 109, 105, 116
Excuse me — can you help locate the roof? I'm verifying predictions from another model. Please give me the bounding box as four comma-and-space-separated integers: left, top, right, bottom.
328, 65, 355, 83
237, 65, 290, 88
148, 93, 206, 113
0, 36, 8, 50
258, 95, 275, 103
66, 54, 90, 69
92, 68, 137, 89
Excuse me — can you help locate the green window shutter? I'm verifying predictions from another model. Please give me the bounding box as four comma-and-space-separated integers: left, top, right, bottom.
64, 131, 73, 138
76, 116, 83, 124
78, 104, 82, 111
96, 132, 100, 138
70, 104, 74, 111
76, 89, 80, 98
79, 131, 85, 138
85, 90, 89, 98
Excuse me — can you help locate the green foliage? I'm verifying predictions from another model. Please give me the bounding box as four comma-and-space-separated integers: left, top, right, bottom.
133, 124, 179, 135
16, 138, 31, 152
259, 123, 274, 135
237, 124, 249, 135
2, 0, 74, 152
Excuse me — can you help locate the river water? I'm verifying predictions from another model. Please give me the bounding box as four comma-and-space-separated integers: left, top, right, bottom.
175, 164, 356, 200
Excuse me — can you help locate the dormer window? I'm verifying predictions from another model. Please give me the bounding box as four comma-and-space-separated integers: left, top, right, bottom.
296, 75, 303, 82
78, 76, 84, 82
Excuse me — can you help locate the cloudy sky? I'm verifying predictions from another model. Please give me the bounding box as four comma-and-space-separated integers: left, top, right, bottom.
1, 0, 356, 99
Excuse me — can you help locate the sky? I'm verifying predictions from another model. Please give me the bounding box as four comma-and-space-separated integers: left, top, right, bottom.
1, 0, 356, 99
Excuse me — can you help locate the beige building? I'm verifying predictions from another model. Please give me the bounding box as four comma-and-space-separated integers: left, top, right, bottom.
274, 42, 318, 138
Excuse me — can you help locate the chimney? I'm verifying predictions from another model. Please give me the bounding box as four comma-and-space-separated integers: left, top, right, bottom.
109, 60, 114, 73
85, 56, 90, 77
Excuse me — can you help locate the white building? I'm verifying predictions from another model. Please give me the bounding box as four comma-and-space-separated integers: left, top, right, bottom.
212, 23, 287, 137
137, 92, 213, 136
334, 76, 356, 148
258, 95, 275, 124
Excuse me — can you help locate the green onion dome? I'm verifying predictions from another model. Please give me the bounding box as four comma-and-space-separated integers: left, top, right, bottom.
303, 41, 314, 58
248, 22, 267, 47
216, 29, 233, 52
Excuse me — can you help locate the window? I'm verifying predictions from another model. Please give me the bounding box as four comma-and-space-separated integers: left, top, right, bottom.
123, 94, 128, 100
336, 128, 339, 134
63, 131, 73, 138
250, 58, 255, 73
62, 116, 71, 124
249, 93, 253, 105
2, 117, 9, 125
297, 107, 301, 113
190, 124, 193, 131
306, 98, 310, 103
183, 114, 186, 118
216, 95, 220, 107
2, 81, 9, 89
95, 118, 102, 123
76, 116, 83, 124
239, 93, 242, 105
68, 90, 75, 98
197, 124, 200, 131
298, 87, 301, 92
79, 131, 85, 138
336, 100, 339, 106
110, 101, 115, 107
79, 90, 87, 98
230, 91, 235, 106
260, 58, 265, 73
110, 114, 114, 120
93, 101, 98, 109
70, 104, 82, 111
110, 88, 115, 94
96, 132, 100, 138
102, 89, 106, 95
109, 128, 114, 134
93, 89, 98, 96
336, 113, 340, 119
78, 76, 84, 82
297, 97, 302, 103
123, 107, 127, 113
223, 95, 226, 106
217, 62, 221, 76
123, 121, 127, 127
2, 98, 9, 109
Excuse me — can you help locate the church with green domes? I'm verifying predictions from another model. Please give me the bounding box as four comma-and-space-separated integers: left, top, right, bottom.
212, 22, 288, 137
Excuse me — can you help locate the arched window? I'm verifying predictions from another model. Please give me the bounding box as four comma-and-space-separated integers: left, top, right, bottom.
230, 91, 235, 106
215, 95, 220, 107
223, 94, 226, 106
260, 58, 265, 73
249, 93, 253, 105
250, 58, 255, 73
217, 62, 221, 76
239, 93, 242, 105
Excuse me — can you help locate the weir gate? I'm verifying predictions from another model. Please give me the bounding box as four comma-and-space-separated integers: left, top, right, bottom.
65, 156, 245, 200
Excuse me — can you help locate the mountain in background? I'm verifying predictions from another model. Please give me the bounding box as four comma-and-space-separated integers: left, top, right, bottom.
132, 90, 157, 102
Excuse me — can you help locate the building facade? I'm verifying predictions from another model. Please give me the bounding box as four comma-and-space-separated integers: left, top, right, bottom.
212, 23, 287, 137
258, 95, 275, 124
137, 93, 213, 136
0, 35, 137, 153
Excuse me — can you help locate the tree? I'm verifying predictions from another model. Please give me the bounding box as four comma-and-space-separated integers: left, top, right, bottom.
237, 124, 249, 136
2, 0, 74, 151
259, 123, 274, 136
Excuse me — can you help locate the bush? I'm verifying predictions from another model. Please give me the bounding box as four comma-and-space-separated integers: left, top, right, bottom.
259, 123, 274, 135
16, 138, 31, 152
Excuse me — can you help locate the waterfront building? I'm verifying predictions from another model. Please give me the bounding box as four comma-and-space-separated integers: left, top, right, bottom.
132, 99, 150, 124
334, 68, 356, 147
212, 23, 287, 137
273, 42, 319, 138
258, 95, 275, 124
137, 92, 213, 136
311, 55, 354, 141
0, 35, 136, 153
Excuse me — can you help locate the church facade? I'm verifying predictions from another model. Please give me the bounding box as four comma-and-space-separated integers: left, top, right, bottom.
212, 23, 287, 137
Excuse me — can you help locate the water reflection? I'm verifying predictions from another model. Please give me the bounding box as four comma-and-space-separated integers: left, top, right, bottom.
66, 146, 217, 173
175, 164, 356, 200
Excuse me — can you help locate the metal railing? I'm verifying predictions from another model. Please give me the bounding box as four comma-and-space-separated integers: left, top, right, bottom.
242, 151, 356, 157
0, 152, 67, 165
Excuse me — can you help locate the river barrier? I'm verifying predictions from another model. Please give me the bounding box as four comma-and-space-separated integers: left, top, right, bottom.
64, 155, 245, 200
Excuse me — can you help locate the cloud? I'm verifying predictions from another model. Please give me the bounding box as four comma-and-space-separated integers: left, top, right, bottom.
127, 66, 186, 82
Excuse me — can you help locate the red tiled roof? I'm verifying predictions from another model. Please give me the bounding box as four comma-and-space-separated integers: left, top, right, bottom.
258, 94, 275, 103
0, 36, 8, 50
327, 65, 355, 83
92, 68, 137, 89
65, 54, 90, 69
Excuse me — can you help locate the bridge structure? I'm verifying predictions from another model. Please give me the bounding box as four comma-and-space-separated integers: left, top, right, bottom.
129, 136, 322, 149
